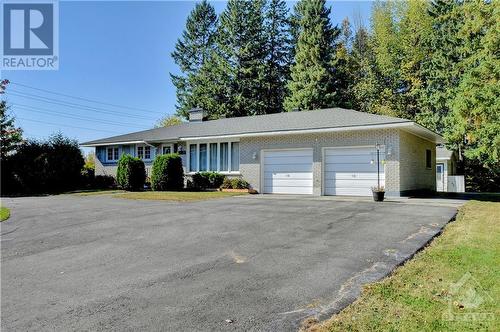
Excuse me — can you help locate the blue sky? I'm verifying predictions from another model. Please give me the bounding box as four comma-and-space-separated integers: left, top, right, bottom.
1, 1, 373, 151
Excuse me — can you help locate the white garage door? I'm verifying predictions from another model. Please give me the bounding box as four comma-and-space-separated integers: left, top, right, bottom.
324, 147, 385, 196
263, 149, 313, 194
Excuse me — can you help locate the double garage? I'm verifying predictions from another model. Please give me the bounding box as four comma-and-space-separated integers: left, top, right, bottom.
262, 147, 386, 196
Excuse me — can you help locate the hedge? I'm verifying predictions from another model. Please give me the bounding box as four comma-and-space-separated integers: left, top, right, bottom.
116, 154, 146, 191
220, 177, 250, 189
150, 153, 184, 191
190, 172, 226, 190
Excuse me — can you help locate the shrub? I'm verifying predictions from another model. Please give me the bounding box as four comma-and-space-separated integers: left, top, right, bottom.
2, 133, 84, 195
93, 175, 116, 189
150, 154, 184, 191
190, 172, 226, 190
220, 177, 249, 189
116, 154, 146, 191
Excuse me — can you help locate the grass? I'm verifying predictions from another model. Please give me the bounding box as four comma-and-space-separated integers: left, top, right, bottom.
112, 190, 247, 202
306, 201, 500, 332
69, 189, 125, 196
0, 206, 11, 221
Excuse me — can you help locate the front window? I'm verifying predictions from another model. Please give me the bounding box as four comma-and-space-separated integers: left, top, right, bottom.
144, 146, 151, 159
189, 141, 239, 173
162, 146, 171, 154
199, 144, 207, 171
189, 144, 197, 172
107, 147, 119, 161
426, 149, 432, 169
137, 146, 144, 159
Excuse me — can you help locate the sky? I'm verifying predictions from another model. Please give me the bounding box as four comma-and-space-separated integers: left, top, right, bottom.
1, 0, 373, 153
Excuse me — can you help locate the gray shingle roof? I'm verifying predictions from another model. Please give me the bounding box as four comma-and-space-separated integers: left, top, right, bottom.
81, 108, 413, 146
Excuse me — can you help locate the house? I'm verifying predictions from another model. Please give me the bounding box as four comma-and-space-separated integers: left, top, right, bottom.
436, 145, 465, 192
81, 108, 444, 197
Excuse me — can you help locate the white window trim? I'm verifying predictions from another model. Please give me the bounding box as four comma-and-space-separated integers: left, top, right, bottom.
136, 144, 152, 161
161, 143, 174, 155
106, 146, 120, 162
186, 139, 240, 175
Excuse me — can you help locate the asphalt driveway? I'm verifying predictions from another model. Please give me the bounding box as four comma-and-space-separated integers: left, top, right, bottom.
1, 194, 457, 331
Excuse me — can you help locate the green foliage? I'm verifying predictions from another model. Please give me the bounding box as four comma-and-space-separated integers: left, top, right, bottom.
116, 154, 146, 191
220, 177, 250, 189
155, 115, 183, 128
150, 154, 184, 191
2, 133, 84, 195
171, 0, 218, 118
284, 0, 338, 111
190, 171, 226, 190
0, 80, 23, 160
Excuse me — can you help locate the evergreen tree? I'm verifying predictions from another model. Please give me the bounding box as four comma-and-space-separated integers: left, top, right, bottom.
264, 0, 290, 114
0, 80, 23, 159
446, 0, 499, 175
207, 0, 268, 118
284, 0, 338, 111
332, 18, 355, 109
170, 0, 217, 118
416, 0, 464, 132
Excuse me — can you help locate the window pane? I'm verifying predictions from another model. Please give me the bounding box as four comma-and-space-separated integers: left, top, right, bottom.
137, 147, 143, 159
426, 149, 431, 168
209, 143, 217, 171
107, 148, 113, 160
145, 146, 151, 159
219, 143, 228, 171
163, 146, 171, 154
199, 144, 207, 171
231, 142, 239, 171
189, 144, 197, 172
113, 148, 119, 160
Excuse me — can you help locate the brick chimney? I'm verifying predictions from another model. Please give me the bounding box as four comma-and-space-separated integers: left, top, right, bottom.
188, 107, 206, 122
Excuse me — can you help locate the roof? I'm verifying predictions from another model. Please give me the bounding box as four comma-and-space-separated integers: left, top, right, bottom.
81, 108, 443, 146
437, 146, 455, 160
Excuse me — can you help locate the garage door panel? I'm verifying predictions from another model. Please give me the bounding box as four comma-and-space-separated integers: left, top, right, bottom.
264, 157, 312, 165
324, 163, 382, 173
264, 163, 312, 173
263, 150, 313, 158
264, 179, 313, 187
324, 147, 385, 197
263, 186, 312, 194
324, 154, 385, 164
263, 149, 313, 195
325, 187, 375, 196
325, 179, 385, 188
265, 172, 313, 179
324, 172, 385, 180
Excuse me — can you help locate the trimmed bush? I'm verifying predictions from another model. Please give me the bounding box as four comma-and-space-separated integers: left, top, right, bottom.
93, 175, 116, 189
116, 154, 146, 191
190, 172, 226, 190
150, 153, 184, 191
220, 177, 249, 189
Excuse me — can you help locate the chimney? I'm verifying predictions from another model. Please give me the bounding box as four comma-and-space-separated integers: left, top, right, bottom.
188, 107, 206, 122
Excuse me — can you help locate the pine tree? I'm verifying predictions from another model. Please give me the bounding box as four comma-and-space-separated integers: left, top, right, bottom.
1, 80, 23, 159
332, 18, 355, 109
263, 0, 290, 114
206, 0, 268, 118
170, 0, 217, 118
284, 0, 338, 111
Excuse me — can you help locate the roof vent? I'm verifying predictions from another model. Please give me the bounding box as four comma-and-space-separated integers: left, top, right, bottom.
188, 107, 206, 122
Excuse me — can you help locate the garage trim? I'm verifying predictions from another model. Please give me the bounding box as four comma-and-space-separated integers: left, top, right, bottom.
321, 145, 386, 196
260, 148, 314, 195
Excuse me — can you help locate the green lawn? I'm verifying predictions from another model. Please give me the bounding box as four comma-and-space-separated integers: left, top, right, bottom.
0, 206, 11, 221
112, 190, 247, 202
69, 189, 125, 196
307, 201, 499, 332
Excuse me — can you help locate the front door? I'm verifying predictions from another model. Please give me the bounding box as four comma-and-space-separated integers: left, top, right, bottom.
436, 163, 444, 192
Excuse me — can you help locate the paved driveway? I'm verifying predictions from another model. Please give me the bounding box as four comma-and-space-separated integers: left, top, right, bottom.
1, 195, 457, 331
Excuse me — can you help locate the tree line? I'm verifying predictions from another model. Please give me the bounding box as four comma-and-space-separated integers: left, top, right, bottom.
171, 0, 498, 191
